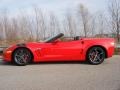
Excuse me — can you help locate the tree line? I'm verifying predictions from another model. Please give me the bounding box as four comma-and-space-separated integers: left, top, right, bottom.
0, 0, 120, 45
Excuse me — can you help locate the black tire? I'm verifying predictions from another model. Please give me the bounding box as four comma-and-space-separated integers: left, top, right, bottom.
13, 48, 32, 66
87, 47, 105, 65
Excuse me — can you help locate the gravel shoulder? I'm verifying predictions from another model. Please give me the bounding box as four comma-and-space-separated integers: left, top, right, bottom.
0, 55, 120, 90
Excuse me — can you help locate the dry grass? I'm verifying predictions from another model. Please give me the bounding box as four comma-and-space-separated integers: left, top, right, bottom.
115, 48, 120, 55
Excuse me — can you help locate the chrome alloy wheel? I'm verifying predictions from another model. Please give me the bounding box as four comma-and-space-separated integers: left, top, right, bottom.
13, 48, 31, 66
88, 47, 105, 65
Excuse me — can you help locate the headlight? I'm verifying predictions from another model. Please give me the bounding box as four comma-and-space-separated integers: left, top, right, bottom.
6, 50, 12, 54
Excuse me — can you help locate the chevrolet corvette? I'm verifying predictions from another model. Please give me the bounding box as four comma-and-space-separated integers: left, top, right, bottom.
3, 33, 115, 66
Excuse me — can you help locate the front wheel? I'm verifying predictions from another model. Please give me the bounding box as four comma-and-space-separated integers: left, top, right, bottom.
87, 47, 106, 65
13, 48, 32, 66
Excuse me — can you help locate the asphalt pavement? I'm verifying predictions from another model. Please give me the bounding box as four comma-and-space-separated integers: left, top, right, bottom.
0, 55, 120, 90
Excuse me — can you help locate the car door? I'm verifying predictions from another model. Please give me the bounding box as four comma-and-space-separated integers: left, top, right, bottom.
43, 40, 83, 61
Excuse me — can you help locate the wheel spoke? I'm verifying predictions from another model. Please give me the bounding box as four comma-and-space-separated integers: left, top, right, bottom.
93, 55, 98, 62
96, 55, 101, 62
89, 47, 104, 64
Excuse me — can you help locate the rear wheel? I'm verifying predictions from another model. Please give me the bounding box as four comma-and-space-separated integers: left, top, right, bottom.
13, 48, 32, 66
87, 47, 105, 65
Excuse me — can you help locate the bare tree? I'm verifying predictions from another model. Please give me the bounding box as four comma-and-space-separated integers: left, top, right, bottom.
7, 18, 19, 41
90, 16, 96, 37
17, 15, 29, 41
64, 12, 77, 37
0, 16, 4, 41
34, 7, 47, 41
47, 12, 61, 37
27, 18, 35, 41
108, 0, 120, 42
0, 11, 21, 45
96, 13, 107, 37
18, 15, 34, 42
1, 10, 9, 41
78, 4, 91, 37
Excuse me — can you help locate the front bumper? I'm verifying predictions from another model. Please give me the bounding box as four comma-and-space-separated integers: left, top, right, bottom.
3, 45, 17, 62
3, 50, 12, 62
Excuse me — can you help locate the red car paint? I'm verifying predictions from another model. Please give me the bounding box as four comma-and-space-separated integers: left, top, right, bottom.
3, 38, 115, 63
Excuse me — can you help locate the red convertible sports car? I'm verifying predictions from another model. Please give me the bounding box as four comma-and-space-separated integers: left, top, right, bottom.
3, 33, 115, 66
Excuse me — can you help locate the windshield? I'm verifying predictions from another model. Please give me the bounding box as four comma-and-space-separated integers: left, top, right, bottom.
44, 33, 64, 43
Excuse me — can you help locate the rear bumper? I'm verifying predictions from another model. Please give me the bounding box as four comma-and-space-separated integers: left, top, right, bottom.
107, 46, 115, 58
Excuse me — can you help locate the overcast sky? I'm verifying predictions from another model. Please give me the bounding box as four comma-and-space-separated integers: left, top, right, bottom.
0, 0, 107, 16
